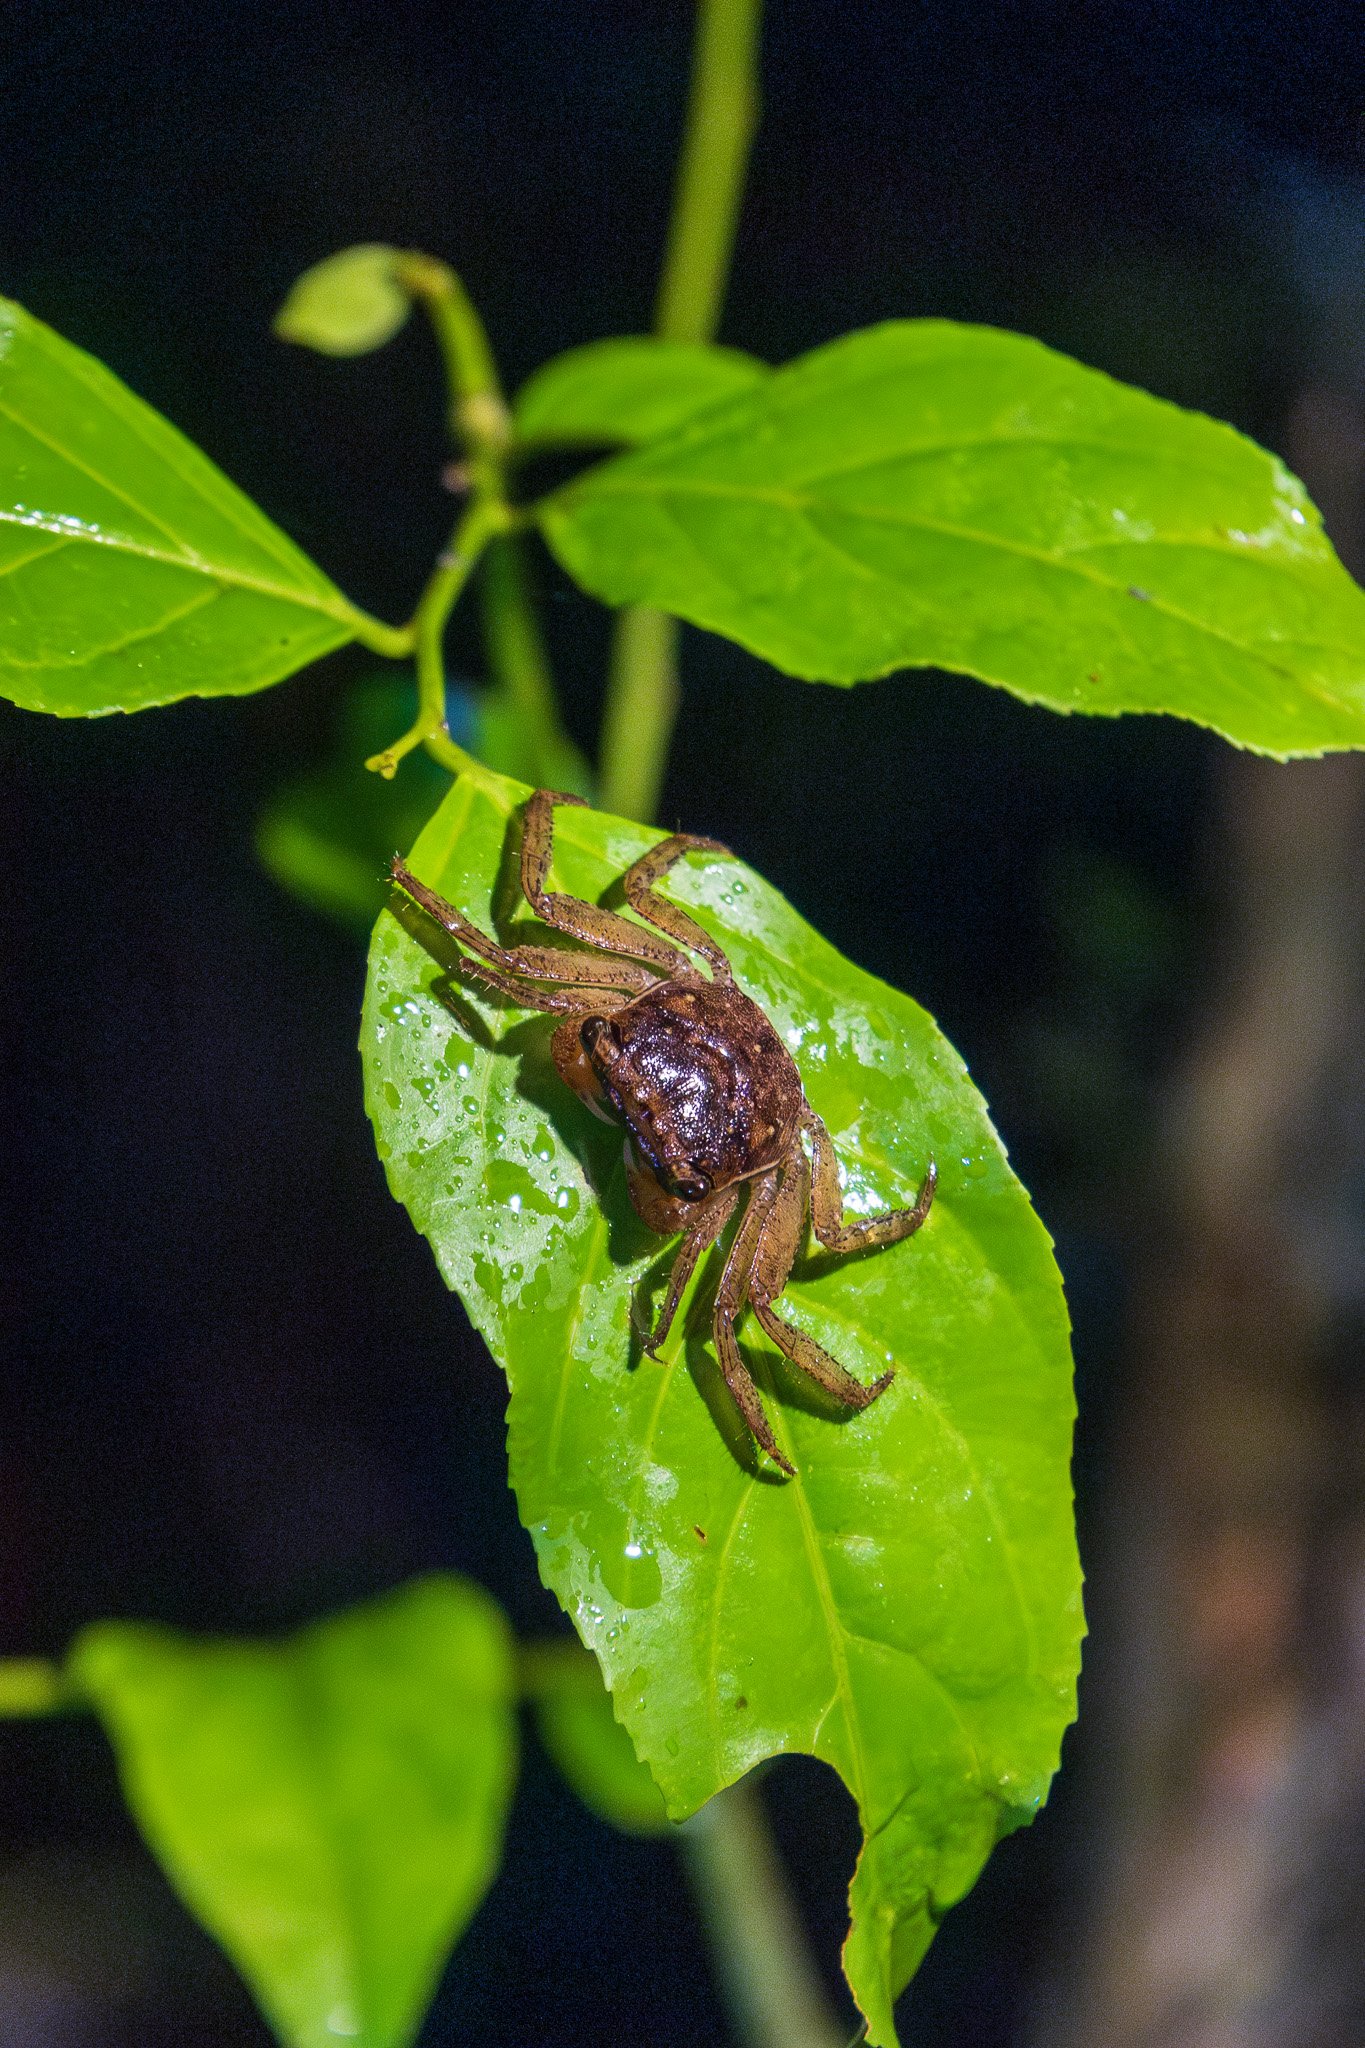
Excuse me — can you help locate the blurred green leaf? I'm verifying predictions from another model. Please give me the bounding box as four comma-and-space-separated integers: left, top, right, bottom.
0, 297, 366, 714
525, 1645, 672, 1836
274, 246, 413, 358
473, 689, 594, 798
540, 319, 1365, 758
514, 337, 767, 449
257, 671, 591, 932
257, 675, 452, 933
69, 1576, 517, 2048
362, 768, 1082, 2045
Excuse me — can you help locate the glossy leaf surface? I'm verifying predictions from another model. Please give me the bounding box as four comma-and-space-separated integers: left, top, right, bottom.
362, 769, 1082, 2044
540, 320, 1365, 757
274, 245, 412, 357
514, 338, 767, 449
0, 297, 366, 714
70, 1577, 516, 2048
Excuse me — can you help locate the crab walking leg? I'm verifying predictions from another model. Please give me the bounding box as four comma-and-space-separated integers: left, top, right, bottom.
749, 1149, 893, 1409
390, 858, 656, 994
519, 790, 698, 978
618, 834, 735, 981
636, 1183, 741, 1358
804, 1110, 938, 1253
475, 946, 656, 993
712, 1171, 795, 1476
455, 958, 630, 1016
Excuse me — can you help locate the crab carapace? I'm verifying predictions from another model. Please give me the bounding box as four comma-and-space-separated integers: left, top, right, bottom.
390, 791, 936, 1475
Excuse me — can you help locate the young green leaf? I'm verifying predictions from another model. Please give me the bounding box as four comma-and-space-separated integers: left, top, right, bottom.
362, 769, 1082, 2046
513, 337, 767, 449
539, 320, 1365, 758
69, 1576, 517, 2048
524, 1645, 672, 1836
0, 297, 380, 715
274, 245, 414, 358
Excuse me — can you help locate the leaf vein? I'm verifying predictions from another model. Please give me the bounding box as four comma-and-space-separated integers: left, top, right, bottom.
0, 506, 356, 628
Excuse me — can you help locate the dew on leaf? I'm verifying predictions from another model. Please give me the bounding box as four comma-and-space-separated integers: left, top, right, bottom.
486, 1159, 557, 1218
600, 1535, 662, 1610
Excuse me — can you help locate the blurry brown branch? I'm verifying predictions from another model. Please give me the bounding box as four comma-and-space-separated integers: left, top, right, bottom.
1036, 387, 1365, 2048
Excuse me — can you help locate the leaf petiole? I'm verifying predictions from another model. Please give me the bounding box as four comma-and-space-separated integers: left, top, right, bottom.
395, 251, 510, 467
365, 496, 511, 780
598, 0, 763, 822
340, 603, 417, 662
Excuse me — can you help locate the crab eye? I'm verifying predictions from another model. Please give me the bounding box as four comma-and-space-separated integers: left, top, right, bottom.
580, 1016, 621, 1060
672, 1172, 711, 1202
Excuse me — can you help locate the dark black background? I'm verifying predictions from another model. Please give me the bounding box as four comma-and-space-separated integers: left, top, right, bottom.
3, 3, 1364, 2042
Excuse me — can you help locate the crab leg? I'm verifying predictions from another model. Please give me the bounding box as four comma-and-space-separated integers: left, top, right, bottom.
618, 833, 735, 981
519, 791, 701, 978
712, 1170, 795, 1476
390, 858, 656, 995
635, 1183, 741, 1358
804, 1111, 937, 1253
749, 1148, 892, 1410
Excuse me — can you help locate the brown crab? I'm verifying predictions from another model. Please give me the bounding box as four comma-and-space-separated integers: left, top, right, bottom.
391, 790, 936, 1476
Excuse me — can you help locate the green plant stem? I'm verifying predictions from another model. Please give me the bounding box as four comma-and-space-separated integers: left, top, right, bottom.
680, 1779, 847, 2048
363, 252, 521, 782
341, 605, 417, 661
597, 606, 681, 823
599, 0, 762, 822
365, 495, 507, 779
396, 251, 510, 470
481, 534, 588, 788
0, 1659, 67, 1715
654, 0, 763, 345
374, 250, 582, 789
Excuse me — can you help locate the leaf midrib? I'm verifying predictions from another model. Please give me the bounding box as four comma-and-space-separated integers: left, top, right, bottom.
392, 783, 1054, 1823
2, 316, 320, 583
560, 474, 1327, 691
0, 504, 359, 629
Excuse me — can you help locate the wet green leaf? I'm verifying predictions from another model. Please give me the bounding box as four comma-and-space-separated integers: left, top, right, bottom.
540, 320, 1365, 758
69, 1576, 517, 2048
514, 337, 767, 450
525, 1645, 672, 1836
274, 245, 414, 359
0, 297, 368, 715
362, 769, 1082, 2045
